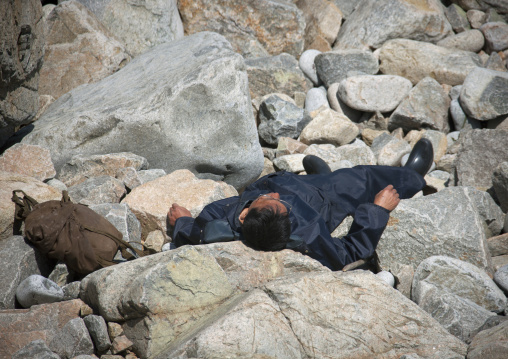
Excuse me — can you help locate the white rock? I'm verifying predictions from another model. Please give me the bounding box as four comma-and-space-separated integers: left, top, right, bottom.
304, 87, 329, 113
298, 49, 322, 85
338, 74, 413, 112
16, 275, 64, 308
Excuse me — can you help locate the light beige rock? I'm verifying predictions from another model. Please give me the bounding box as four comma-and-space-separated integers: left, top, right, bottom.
275, 137, 308, 157
121, 170, 237, 239
299, 108, 360, 146
40, 1, 130, 100
0, 144, 56, 181
178, 0, 305, 58
424, 175, 447, 193
361, 128, 390, 146
379, 39, 483, 85
338, 74, 413, 112
467, 9, 487, 28
377, 138, 411, 166
326, 83, 343, 114
437, 29, 485, 52
423, 130, 448, 162
405, 129, 425, 146
272, 154, 306, 173
144, 230, 165, 253
296, 0, 343, 52
0, 172, 62, 240
77, 0, 184, 58
58, 153, 148, 187
159, 271, 467, 359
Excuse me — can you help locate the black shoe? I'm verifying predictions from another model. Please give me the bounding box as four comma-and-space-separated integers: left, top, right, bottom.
303, 155, 332, 175
404, 138, 434, 176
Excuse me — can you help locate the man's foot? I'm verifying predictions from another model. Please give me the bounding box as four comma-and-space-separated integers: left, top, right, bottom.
303, 155, 332, 175
404, 138, 434, 176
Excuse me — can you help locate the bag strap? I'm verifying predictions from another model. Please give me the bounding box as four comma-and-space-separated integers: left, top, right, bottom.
12, 190, 39, 220
81, 224, 149, 266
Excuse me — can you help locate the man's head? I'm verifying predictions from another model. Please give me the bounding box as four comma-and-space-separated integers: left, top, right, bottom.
239, 193, 291, 251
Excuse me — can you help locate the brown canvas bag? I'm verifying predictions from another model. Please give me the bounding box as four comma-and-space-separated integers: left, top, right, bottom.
12, 190, 146, 274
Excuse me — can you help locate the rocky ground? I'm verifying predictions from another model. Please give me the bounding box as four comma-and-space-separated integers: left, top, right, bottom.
1, 0, 508, 358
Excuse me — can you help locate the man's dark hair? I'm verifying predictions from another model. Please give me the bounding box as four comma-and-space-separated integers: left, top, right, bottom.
241, 207, 291, 251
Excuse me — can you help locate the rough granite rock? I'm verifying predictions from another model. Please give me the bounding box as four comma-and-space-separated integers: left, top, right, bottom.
80, 241, 327, 357
258, 95, 312, 146
296, 0, 343, 52
157, 271, 467, 359
273, 154, 306, 173
245, 53, 311, 100
20, 32, 263, 190
333, 0, 453, 50
121, 169, 237, 240
445, 4, 472, 33
488, 233, 508, 257
11, 340, 60, 359
0, 0, 45, 148
0, 144, 56, 182
0, 299, 84, 359
299, 108, 359, 147
337, 74, 413, 113
377, 187, 496, 275
58, 153, 148, 188
379, 38, 483, 85
314, 50, 379, 88
480, 21, 508, 53
67, 176, 126, 206
390, 77, 451, 133
413, 256, 507, 314
48, 318, 94, 359
77, 0, 183, 57
492, 162, 508, 212
83, 315, 111, 352
459, 67, 508, 121
305, 141, 377, 167
39, 1, 130, 100
178, 0, 305, 58
412, 279, 497, 342
467, 320, 508, 359
16, 275, 64, 309
0, 171, 61, 241
454, 129, 508, 190
436, 29, 485, 52
467, 9, 488, 28
0, 236, 52, 310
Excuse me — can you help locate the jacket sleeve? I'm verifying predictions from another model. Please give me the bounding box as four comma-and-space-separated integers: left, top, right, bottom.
172, 197, 239, 247
303, 203, 389, 271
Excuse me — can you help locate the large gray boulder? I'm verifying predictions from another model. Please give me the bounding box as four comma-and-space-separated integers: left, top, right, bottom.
377, 187, 500, 275
0, 0, 45, 148
157, 271, 467, 359
454, 129, 508, 190
389, 77, 451, 132
333, 0, 453, 50
77, 0, 183, 57
379, 38, 482, 85
0, 236, 52, 309
178, 0, 305, 58
20, 32, 264, 190
459, 67, 508, 121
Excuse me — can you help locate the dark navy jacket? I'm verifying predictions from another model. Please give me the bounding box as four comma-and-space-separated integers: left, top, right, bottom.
173, 166, 425, 270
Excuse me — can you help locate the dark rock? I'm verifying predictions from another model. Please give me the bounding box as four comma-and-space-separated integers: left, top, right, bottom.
467, 319, 508, 359
480, 22, 508, 53
49, 318, 94, 359
314, 50, 379, 88
12, 340, 60, 359
83, 314, 111, 352
445, 4, 472, 33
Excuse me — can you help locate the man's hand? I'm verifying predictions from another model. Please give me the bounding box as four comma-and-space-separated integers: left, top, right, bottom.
167, 203, 192, 227
374, 185, 400, 212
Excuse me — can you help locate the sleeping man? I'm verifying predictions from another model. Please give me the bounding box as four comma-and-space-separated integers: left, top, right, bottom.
168, 139, 433, 271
